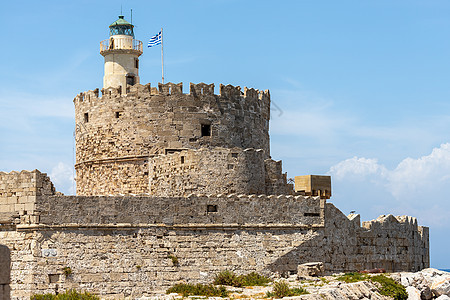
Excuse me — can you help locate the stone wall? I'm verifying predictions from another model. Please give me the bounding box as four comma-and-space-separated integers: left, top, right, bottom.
264, 159, 293, 195
75, 158, 148, 196
0, 171, 429, 299
1, 201, 428, 299
0, 245, 10, 300
74, 82, 271, 196
35, 194, 325, 226
0, 170, 54, 225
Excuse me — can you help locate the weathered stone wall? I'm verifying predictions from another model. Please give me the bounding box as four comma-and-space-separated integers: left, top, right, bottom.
0, 245, 10, 300
1, 201, 428, 299
74, 82, 271, 196
149, 148, 263, 196
269, 204, 430, 275
0, 172, 429, 298
35, 194, 324, 226
75, 158, 148, 196
264, 159, 293, 195
0, 170, 54, 225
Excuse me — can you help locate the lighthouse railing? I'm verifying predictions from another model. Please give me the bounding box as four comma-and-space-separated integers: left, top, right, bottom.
100, 38, 143, 53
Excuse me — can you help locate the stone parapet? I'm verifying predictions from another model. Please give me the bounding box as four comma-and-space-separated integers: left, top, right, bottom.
34, 194, 325, 227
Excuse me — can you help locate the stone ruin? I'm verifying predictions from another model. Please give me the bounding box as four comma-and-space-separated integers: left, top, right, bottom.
0, 81, 429, 299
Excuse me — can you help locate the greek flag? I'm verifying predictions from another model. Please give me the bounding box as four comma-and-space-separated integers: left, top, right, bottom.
148, 31, 162, 47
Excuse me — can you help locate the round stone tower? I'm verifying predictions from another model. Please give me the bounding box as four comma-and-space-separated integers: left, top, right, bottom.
73, 17, 293, 196
100, 15, 143, 89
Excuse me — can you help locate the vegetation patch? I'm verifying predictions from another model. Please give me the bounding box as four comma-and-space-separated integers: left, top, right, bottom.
168, 254, 179, 265
336, 272, 368, 283
266, 281, 309, 298
62, 267, 72, 277
213, 270, 271, 287
166, 283, 228, 297
30, 289, 99, 300
369, 275, 407, 300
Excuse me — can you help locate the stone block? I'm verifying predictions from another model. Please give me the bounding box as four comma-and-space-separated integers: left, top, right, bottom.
297, 262, 324, 278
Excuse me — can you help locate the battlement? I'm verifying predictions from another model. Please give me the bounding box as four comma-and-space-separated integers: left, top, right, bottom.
362, 214, 419, 230
73, 82, 270, 105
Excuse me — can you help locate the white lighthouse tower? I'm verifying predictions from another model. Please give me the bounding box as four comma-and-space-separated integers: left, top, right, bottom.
100, 16, 143, 89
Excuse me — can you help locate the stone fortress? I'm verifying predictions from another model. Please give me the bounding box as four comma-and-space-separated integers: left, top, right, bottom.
0, 15, 429, 299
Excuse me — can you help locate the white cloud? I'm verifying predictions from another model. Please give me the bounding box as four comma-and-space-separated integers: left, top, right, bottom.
329, 157, 387, 180
328, 143, 450, 228
50, 162, 75, 195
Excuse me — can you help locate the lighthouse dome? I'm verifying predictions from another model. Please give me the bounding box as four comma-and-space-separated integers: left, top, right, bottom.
109, 15, 134, 37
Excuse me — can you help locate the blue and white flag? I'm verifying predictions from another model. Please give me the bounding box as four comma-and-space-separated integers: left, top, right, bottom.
148, 31, 162, 47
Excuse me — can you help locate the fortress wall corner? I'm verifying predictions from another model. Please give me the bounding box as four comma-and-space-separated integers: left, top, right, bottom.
0, 170, 55, 224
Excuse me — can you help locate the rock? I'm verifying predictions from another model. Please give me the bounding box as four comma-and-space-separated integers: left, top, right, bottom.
406, 286, 421, 300
420, 286, 433, 300
435, 296, 450, 300
297, 262, 324, 278
431, 275, 450, 296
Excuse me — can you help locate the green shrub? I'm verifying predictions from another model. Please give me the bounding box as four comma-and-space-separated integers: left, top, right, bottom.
336, 272, 368, 283
266, 281, 309, 298
166, 283, 228, 297
370, 275, 407, 300
213, 270, 271, 287
30, 289, 99, 300
213, 270, 242, 287
240, 272, 271, 286
62, 267, 72, 277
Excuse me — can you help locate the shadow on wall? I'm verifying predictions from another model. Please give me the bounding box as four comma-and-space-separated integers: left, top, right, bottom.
267, 204, 428, 275
0, 245, 10, 300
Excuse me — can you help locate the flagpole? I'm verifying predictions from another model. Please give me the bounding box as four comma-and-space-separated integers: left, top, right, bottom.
161, 27, 164, 84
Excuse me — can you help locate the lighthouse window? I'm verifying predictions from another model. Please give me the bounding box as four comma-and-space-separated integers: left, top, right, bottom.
135, 59, 139, 69
84, 113, 89, 123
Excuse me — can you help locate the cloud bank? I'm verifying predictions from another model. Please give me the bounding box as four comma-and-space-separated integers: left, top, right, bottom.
328, 143, 450, 229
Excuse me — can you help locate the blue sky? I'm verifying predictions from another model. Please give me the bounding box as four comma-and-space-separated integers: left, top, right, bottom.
1, 1, 449, 268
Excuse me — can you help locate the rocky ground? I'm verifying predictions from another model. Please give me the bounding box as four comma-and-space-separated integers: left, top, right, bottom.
145, 268, 450, 300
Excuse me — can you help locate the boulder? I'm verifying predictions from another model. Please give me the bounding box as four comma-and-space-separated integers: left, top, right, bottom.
420, 286, 433, 300
405, 286, 420, 300
297, 262, 324, 278
431, 275, 450, 297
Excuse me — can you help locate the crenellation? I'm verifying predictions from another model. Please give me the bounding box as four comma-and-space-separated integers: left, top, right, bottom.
158, 82, 183, 95
190, 82, 215, 96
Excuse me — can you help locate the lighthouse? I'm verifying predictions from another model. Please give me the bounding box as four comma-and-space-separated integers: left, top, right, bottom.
100, 15, 143, 89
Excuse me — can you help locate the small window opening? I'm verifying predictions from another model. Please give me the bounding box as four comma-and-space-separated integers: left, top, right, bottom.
135, 58, 139, 69
168, 87, 172, 94
165, 148, 183, 155
126, 75, 135, 86
207, 205, 217, 212
84, 113, 89, 123
115, 111, 122, 118
48, 274, 60, 283
304, 212, 320, 217
231, 153, 238, 158
144, 171, 149, 176
181, 156, 185, 164
200, 88, 204, 94
201, 124, 211, 137
227, 164, 234, 170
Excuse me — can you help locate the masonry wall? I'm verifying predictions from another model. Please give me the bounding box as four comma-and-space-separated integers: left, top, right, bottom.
0, 245, 10, 300
0, 170, 54, 225
74, 82, 271, 196
0, 171, 429, 299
